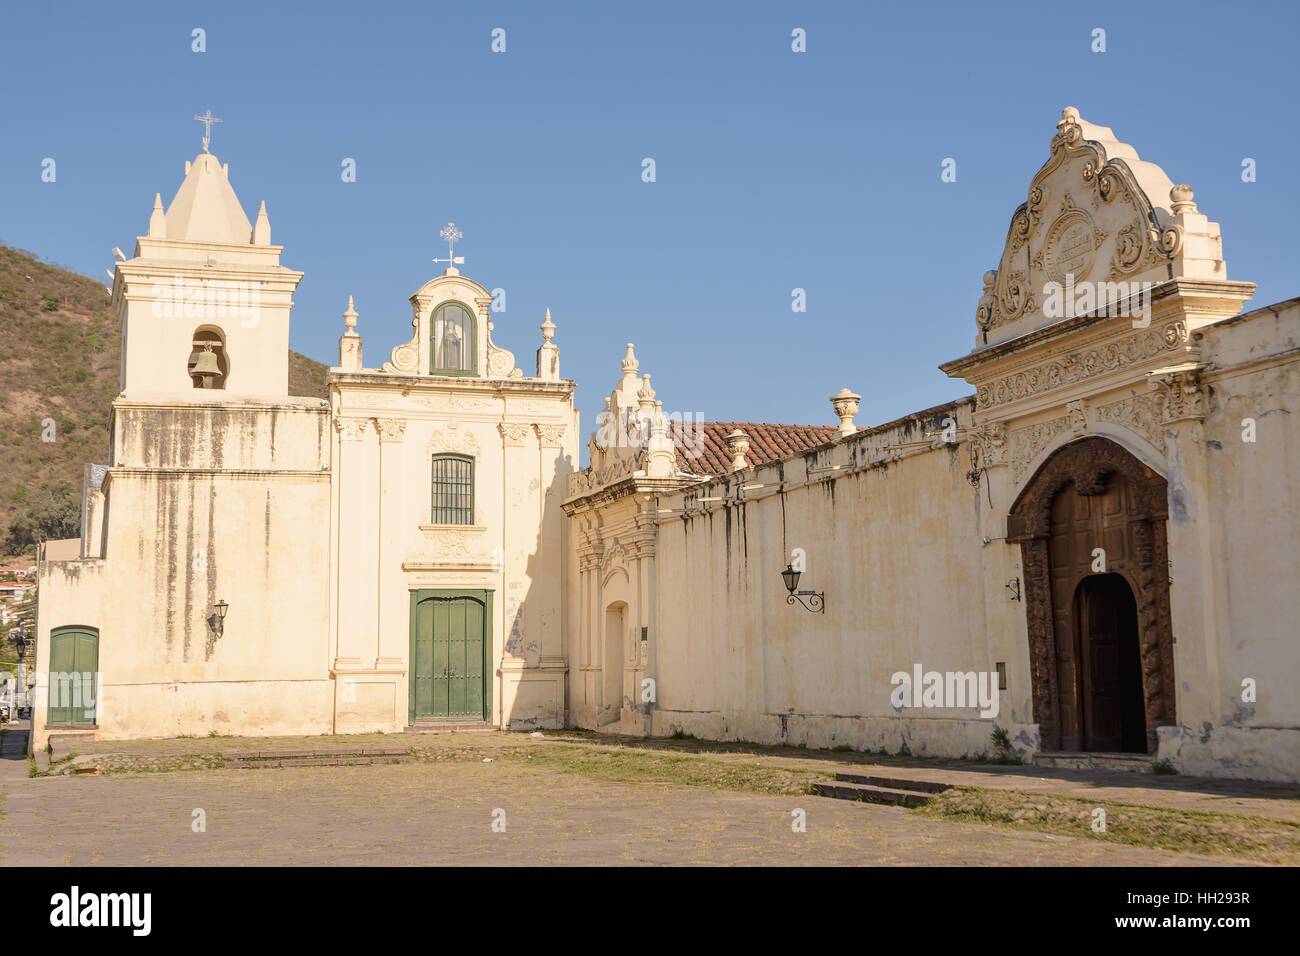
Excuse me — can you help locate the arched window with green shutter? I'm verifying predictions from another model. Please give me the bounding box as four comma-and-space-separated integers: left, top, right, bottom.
431, 454, 474, 525
430, 301, 477, 375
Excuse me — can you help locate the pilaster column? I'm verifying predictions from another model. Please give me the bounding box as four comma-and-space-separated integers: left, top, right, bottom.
1149, 367, 1219, 731
375, 418, 407, 669
334, 417, 372, 671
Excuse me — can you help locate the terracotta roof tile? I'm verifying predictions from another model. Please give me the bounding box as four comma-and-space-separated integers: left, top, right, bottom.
672, 421, 838, 476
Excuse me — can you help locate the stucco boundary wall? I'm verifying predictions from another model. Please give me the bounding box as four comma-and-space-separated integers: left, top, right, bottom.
1154, 302, 1300, 781
644, 397, 1041, 762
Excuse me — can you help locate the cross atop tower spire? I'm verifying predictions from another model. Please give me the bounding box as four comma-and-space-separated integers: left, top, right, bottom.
194, 109, 223, 154
432, 222, 465, 274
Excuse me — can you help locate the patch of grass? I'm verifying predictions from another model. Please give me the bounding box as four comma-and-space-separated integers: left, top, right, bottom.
1150, 759, 1178, 775
669, 728, 696, 741
523, 745, 820, 796
917, 786, 1300, 863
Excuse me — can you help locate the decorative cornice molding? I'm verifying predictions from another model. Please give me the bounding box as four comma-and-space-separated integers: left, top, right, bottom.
976, 321, 1188, 411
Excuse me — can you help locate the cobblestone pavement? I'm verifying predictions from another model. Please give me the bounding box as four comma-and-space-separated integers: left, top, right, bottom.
45, 727, 1300, 820
0, 729, 1275, 866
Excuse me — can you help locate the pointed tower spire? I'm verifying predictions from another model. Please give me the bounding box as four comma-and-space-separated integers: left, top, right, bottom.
252, 200, 271, 245
147, 193, 166, 238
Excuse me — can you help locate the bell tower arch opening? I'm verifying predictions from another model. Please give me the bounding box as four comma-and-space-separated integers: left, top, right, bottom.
188, 325, 229, 389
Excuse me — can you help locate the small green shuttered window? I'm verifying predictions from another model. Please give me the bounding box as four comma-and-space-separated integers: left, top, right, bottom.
431, 454, 474, 525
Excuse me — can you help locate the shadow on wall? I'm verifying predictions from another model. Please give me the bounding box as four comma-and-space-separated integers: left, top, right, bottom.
503, 448, 574, 729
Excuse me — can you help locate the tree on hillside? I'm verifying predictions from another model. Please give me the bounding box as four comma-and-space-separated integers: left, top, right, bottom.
4, 479, 80, 552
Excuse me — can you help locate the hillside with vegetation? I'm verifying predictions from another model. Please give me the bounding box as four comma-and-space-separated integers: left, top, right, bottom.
0, 244, 329, 561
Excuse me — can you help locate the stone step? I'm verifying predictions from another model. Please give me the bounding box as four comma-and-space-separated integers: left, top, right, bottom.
224, 747, 410, 760
1031, 751, 1154, 772
811, 781, 932, 807
833, 772, 952, 794
47, 731, 96, 752
225, 754, 415, 769
404, 721, 499, 734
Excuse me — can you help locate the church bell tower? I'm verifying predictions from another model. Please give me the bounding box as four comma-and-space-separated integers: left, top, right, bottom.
112, 114, 303, 401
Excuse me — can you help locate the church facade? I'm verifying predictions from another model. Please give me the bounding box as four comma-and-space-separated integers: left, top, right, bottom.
33, 108, 1300, 782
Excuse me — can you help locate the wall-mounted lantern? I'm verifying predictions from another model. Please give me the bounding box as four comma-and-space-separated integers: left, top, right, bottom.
8, 624, 25, 655
782, 565, 825, 614
207, 600, 229, 638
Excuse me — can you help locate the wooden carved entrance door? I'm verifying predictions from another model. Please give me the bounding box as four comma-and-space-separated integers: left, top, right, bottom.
1008, 437, 1174, 754
1075, 574, 1147, 753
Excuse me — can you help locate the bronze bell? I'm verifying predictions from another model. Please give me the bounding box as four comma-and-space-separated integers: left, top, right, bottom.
192, 344, 221, 388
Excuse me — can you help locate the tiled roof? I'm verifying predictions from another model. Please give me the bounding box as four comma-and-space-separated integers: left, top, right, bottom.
673, 421, 838, 476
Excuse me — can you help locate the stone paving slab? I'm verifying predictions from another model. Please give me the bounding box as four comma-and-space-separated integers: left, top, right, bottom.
0, 760, 1258, 867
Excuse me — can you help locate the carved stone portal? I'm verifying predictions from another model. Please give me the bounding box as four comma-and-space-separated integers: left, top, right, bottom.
1008, 436, 1174, 754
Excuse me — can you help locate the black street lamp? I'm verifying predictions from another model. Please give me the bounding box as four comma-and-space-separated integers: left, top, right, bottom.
207, 600, 230, 638
781, 564, 825, 614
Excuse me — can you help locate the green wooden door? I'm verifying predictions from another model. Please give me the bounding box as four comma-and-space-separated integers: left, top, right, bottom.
48, 626, 99, 726
411, 591, 491, 722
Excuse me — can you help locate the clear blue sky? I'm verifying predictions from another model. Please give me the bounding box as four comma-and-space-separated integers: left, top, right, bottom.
3, 0, 1296, 435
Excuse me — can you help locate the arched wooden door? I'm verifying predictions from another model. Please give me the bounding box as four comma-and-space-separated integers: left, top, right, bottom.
48, 626, 99, 726
1075, 574, 1147, 753
1008, 437, 1174, 753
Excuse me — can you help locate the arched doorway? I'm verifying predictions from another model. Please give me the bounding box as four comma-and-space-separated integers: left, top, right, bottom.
601, 602, 627, 725
1008, 436, 1174, 754
1074, 574, 1147, 753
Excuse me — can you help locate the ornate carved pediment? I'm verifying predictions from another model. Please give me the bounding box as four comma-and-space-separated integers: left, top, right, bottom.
974, 108, 1226, 347
383, 274, 494, 376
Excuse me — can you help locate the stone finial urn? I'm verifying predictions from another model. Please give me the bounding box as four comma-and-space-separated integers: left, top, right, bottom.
725, 429, 750, 471
830, 388, 861, 436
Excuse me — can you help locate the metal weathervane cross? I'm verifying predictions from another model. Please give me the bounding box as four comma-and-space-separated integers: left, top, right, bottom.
432, 223, 465, 270
194, 110, 223, 154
